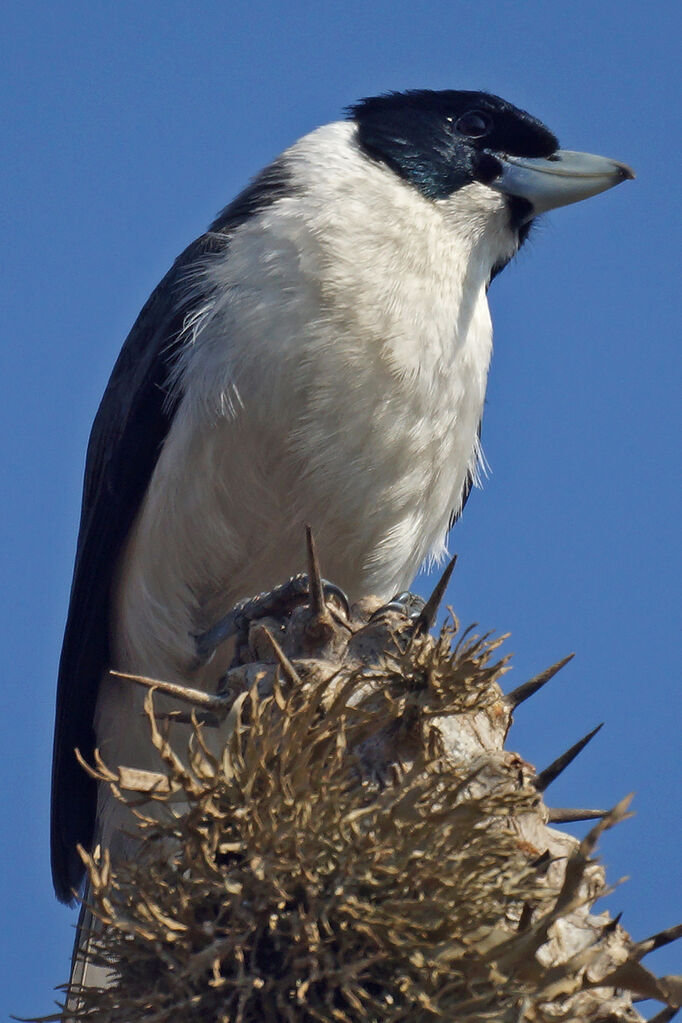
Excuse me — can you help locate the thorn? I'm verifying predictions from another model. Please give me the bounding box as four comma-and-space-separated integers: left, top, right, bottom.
531, 849, 552, 874
547, 807, 608, 823
110, 670, 226, 711
304, 525, 335, 638
647, 1008, 679, 1023
534, 723, 604, 792
517, 902, 533, 932
505, 654, 574, 710
601, 911, 623, 936
305, 524, 327, 619
413, 554, 457, 634
636, 922, 682, 958
261, 627, 302, 687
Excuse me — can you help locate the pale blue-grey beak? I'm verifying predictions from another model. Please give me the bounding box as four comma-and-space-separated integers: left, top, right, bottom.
490, 149, 635, 220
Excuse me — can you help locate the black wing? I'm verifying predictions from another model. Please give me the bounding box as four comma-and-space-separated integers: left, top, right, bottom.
51, 163, 291, 902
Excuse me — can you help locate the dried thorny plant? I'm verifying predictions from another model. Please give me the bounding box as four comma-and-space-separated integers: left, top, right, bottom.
36, 608, 681, 1023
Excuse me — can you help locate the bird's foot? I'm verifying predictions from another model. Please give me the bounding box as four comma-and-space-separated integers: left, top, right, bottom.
194, 527, 350, 665
369, 591, 426, 622
194, 574, 349, 665
368, 555, 458, 636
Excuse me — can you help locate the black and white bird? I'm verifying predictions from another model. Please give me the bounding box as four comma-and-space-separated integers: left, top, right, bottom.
51, 89, 633, 907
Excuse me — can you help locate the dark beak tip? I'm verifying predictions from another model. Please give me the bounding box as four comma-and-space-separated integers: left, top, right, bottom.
619, 163, 636, 181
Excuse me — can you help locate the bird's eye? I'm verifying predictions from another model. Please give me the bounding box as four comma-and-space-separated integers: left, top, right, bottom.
453, 111, 492, 138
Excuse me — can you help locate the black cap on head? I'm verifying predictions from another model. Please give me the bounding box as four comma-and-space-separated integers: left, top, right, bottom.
348, 89, 558, 200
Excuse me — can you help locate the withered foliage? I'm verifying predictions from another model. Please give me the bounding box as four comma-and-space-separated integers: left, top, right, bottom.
40, 609, 680, 1022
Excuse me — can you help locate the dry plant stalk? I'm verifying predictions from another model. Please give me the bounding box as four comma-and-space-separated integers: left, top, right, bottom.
39, 585, 681, 1022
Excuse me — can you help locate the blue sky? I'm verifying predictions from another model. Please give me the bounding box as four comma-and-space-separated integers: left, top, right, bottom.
2, 1, 680, 1016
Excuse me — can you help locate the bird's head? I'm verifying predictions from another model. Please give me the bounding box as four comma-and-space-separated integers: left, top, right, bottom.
348, 89, 633, 243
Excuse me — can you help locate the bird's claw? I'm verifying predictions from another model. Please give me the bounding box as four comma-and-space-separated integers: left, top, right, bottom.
369, 591, 426, 622
367, 555, 458, 636
194, 573, 350, 664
